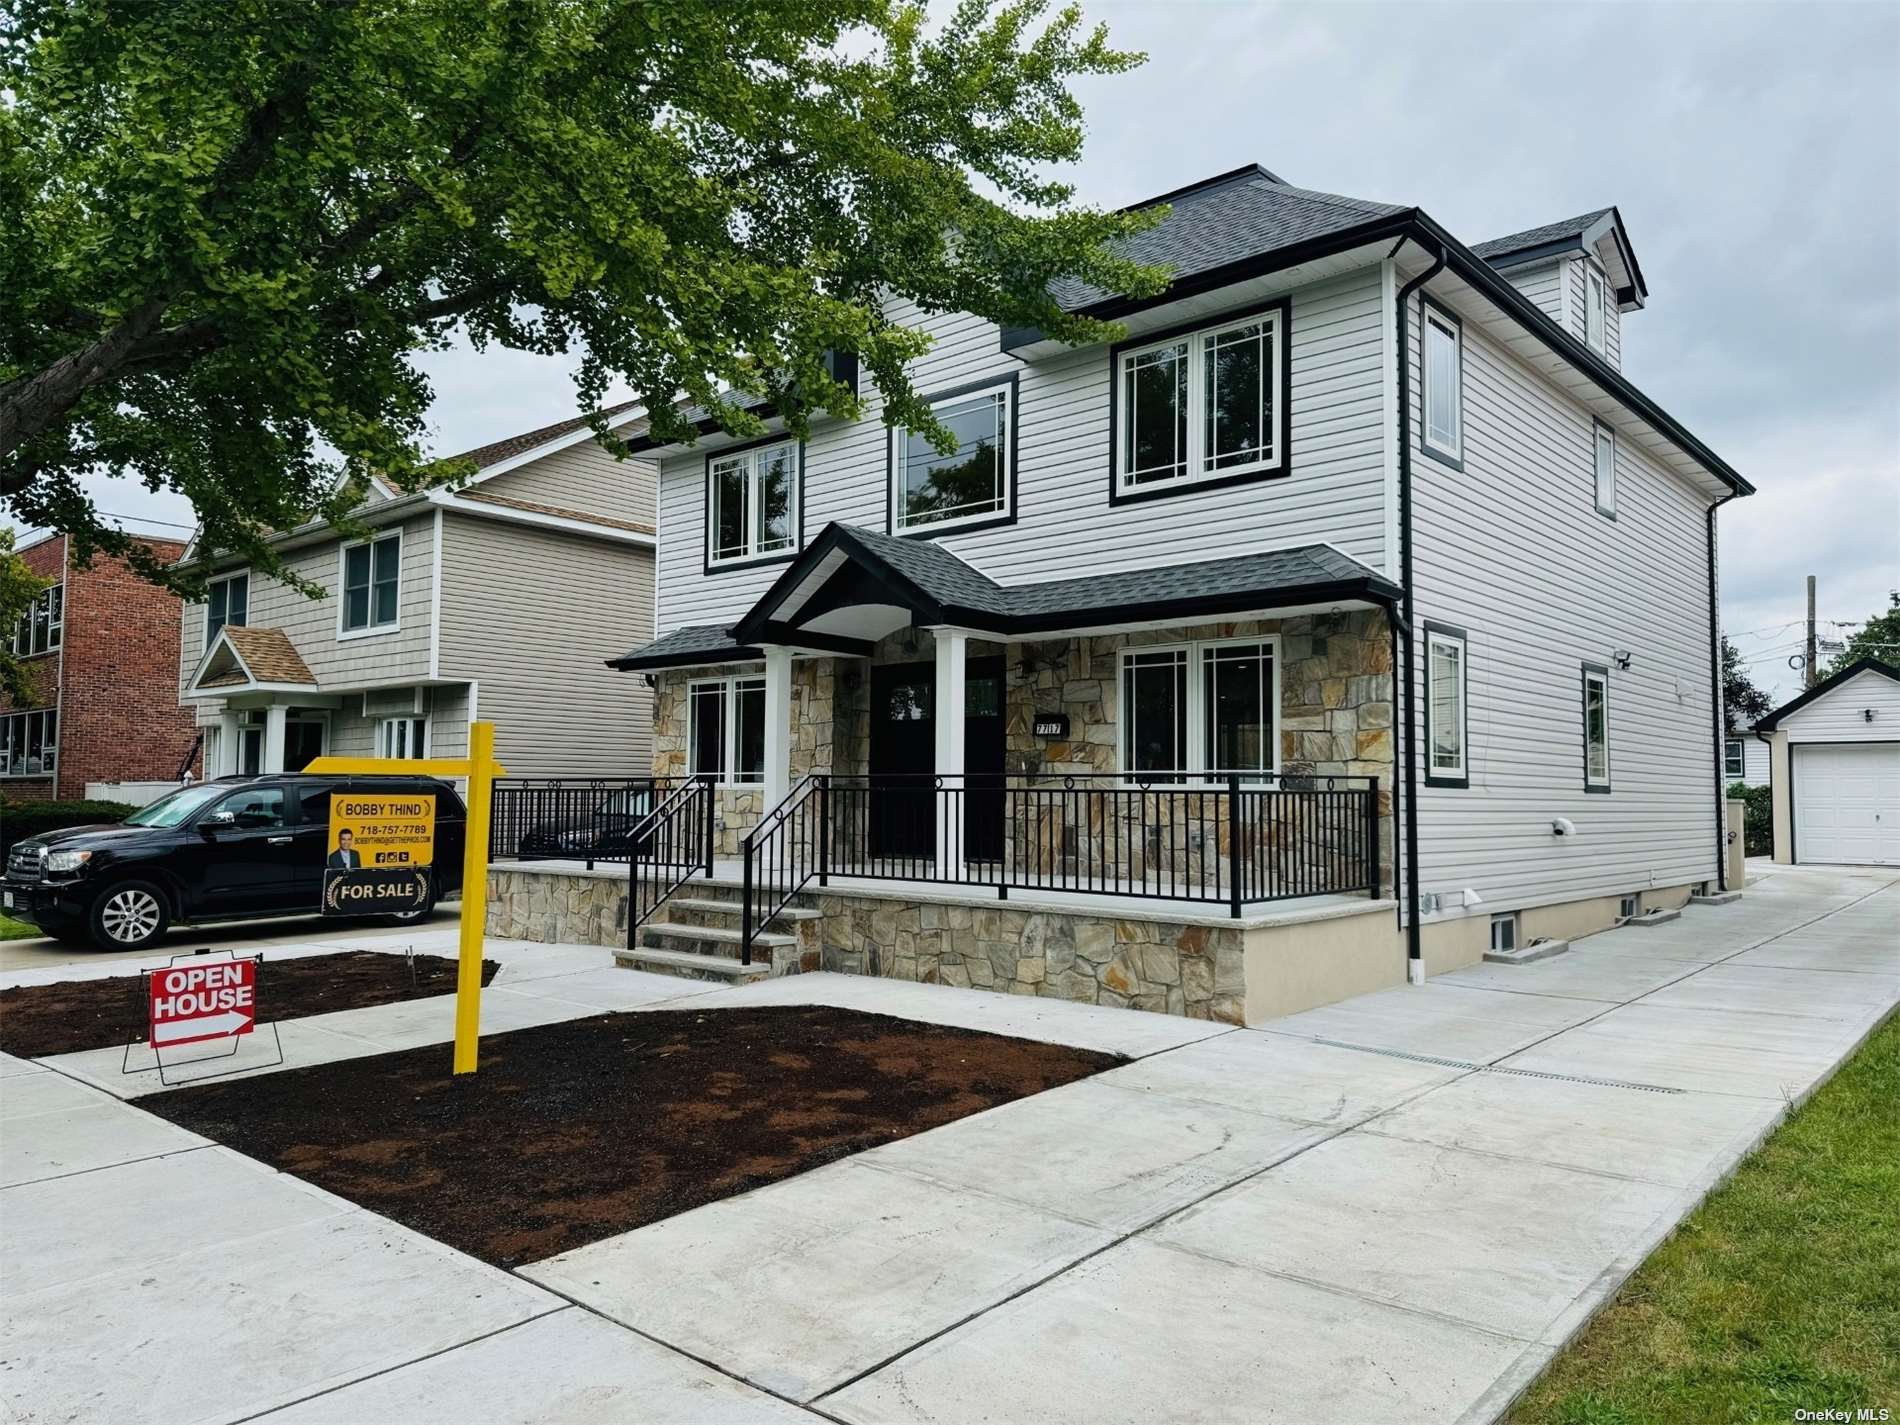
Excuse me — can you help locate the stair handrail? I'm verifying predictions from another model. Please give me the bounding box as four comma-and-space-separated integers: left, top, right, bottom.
627, 775, 716, 943
739, 774, 824, 965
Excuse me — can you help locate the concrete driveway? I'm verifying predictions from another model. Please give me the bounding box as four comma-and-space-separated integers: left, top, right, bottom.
2, 864, 1894, 1423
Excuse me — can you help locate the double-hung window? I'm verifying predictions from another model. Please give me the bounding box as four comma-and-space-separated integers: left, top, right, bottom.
340, 531, 401, 634
377, 717, 428, 759
1585, 267, 1607, 351
1582, 664, 1612, 792
1120, 638, 1279, 782
688, 675, 767, 785
1114, 304, 1285, 499
1424, 624, 1469, 787
892, 380, 1012, 533
1420, 302, 1463, 465
709, 440, 798, 566
1593, 422, 1617, 518
0, 708, 57, 777
206, 572, 249, 640
1724, 739, 1745, 779
10, 585, 62, 656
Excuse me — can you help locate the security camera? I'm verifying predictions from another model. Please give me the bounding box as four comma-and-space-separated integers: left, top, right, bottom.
1551, 816, 1577, 837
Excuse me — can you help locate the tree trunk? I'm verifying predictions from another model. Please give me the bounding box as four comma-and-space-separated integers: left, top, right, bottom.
0, 296, 169, 461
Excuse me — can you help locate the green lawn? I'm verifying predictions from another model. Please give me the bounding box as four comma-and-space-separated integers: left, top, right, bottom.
0, 912, 43, 941
1510, 1010, 1900, 1425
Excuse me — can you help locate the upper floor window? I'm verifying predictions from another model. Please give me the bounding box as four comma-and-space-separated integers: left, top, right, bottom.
709, 439, 798, 567
1113, 303, 1286, 501
340, 530, 401, 635
1582, 664, 1611, 792
206, 571, 249, 640
1585, 267, 1607, 351
1593, 422, 1617, 519
892, 380, 1013, 534
1425, 624, 1468, 787
0, 708, 57, 777
1119, 637, 1279, 782
10, 585, 62, 657
1724, 739, 1745, 779
688, 674, 766, 784
1421, 301, 1463, 466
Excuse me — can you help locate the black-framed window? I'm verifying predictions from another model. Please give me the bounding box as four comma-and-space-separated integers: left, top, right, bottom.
1420, 299, 1463, 467
891, 378, 1014, 535
1593, 421, 1617, 519
0, 708, 57, 777
1424, 623, 1468, 788
688, 675, 766, 784
708, 439, 798, 566
206, 571, 249, 640
10, 584, 62, 657
1110, 299, 1290, 504
1582, 663, 1611, 792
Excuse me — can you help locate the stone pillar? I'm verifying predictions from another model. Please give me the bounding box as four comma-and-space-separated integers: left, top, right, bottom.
262, 704, 288, 773
763, 645, 794, 806
932, 628, 968, 872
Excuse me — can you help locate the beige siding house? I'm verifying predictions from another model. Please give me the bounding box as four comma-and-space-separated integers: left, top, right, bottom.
177, 408, 655, 779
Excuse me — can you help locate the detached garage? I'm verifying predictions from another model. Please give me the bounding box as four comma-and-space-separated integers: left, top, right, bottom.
1756, 658, 1900, 867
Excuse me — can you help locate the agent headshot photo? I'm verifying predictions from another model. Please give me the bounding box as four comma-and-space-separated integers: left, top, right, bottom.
328, 828, 362, 870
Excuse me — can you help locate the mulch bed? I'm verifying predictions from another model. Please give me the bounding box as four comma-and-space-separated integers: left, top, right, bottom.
138, 1004, 1120, 1267
0, 950, 499, 1059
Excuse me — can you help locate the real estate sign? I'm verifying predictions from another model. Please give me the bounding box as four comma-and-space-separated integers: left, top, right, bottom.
149, 959, 257, 1047
322, 791, 435, 915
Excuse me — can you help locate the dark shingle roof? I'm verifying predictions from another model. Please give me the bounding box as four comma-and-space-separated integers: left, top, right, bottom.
606, 624, 763, 672
1003, 544, 1392, 626
1471, 209, 1614, 262
440, 400, 644, 471
1050, 166, 1408, 312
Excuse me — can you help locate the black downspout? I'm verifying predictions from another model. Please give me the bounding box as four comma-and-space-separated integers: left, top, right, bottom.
1395, 242, 1446, 979
1707, 492, 1739, 890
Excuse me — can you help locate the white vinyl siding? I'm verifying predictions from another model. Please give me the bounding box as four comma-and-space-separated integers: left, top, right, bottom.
476, 436, 657, 527
1500, 260, 1564, 324
1779, 669, 1900, 744
654, 265, 1391, 632
1565, 258, 1621, 371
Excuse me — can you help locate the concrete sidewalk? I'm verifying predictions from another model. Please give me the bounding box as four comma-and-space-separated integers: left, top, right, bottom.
1, 865, 1894, 1423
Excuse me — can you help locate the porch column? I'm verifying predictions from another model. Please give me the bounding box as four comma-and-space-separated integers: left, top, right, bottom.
763, 645, 794, 806
933, 628, 968, 871
216, 711, 240, 776
262, 704, 288, 774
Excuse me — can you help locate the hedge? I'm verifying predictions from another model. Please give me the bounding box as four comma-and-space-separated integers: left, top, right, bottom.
1729, 781, 1773, 857
0, 799, 138, 858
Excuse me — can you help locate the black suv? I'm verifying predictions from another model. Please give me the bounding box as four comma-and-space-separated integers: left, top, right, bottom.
3, 774, 467, 951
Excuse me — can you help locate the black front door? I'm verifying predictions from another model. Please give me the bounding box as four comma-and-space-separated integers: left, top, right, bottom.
868, 658, 1006, 863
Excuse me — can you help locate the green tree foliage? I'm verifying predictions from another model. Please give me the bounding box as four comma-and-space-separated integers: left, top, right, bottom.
1721, 634, 1772, 734
1827, 591, 1900, 676
0, 529, 50, 705
0, 0, 1166, 595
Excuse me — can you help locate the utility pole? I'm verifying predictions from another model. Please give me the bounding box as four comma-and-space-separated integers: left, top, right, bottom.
1806, 575, 1818, 688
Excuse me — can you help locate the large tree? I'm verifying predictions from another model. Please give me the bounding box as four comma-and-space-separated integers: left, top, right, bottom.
1720, 634, 1772, 735
1826, 591, 1900, 676
0, 0, 1165, 596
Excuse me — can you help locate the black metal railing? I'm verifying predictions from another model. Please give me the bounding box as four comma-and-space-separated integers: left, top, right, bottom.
628, 777, 716, 941
489, 777, 678, 867
739, 771, 1380, 961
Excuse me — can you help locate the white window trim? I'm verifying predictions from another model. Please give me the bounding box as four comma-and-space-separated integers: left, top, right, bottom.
1424, 626, 1469, 784
205, 569, 250, 642
1489, 912, 1518, 954
1420, 304, 1463, 465
337, 528, 403, 640
687, 674, 768, 787
0, 707, 59, 778
1583, 665, 1612, 791
1116, 635, 1283, 783
377, 716, 429, 760
707, 439, 800, 568
1585, 267, 1606, 351
1724, 739, 1745, 778
890, 380, 1014, 534
1114, 308, 1285, 497
1593, 422, 1617, 518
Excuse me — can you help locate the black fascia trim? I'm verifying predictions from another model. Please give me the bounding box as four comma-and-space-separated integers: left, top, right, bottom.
1582, 661, 1612, 794
885, 373, 1021, 541
1603, 206, 1648, 305
701, 433, 806, 578
605, 642, 766, 672
730, 524, 955, 647
1754, 657, 1900, 730
1421, 620, 1470, 789
1106, 295, 1294, 509
1417, 296, 1465, 473
1592, 418, 1618, 521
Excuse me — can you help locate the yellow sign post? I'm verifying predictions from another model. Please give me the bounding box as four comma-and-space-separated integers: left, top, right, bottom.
305, 720, 504, 1074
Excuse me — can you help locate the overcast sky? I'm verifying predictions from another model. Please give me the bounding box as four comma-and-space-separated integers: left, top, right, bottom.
24, 1, 1900, 701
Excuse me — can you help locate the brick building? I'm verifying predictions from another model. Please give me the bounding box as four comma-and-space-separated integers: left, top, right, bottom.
2, 533, 201, 803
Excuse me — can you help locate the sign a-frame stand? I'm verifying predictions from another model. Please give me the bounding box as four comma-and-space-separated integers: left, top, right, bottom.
306, 721, 504, 1075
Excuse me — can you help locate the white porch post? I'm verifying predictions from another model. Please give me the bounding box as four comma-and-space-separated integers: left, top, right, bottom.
262, 704, 288, 774
763, 645, 794, 806
216, 711, 240, 776
932, 628, 968, 871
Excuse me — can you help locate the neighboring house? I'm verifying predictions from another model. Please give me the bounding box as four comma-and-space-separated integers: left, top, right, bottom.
1753, 658, 1899, 867
177, 408, 657, 780
1724, 731, 1770, 788
2, 533, 200, 803
597, 162, 1751, 1020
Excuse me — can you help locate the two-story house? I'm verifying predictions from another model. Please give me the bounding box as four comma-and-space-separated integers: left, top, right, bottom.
177, 408, 657, 780
588, 164, 1750, 1023
3, 532, 201, 803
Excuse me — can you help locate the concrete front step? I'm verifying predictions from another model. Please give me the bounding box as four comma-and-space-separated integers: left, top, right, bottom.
668, 897, 823, 923
640, 921, 796, 964
613, 946, 770, 984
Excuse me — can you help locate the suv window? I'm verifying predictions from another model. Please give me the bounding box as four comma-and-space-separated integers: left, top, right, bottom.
217, 786, 288, 829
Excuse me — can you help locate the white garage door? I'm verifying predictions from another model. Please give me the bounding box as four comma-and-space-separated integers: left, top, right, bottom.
1794, 742, 1900, 866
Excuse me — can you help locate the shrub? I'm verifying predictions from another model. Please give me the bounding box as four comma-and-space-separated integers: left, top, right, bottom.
1728, 781, 1773, 857
0, 799, 137, 858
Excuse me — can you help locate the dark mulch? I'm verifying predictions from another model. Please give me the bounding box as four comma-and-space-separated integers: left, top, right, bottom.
139, 1004, 1119, 1267
0, 951, 500, 1059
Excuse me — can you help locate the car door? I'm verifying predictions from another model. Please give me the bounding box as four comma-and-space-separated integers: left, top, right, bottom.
288, 780, 346, 911
192, 784, 302, 914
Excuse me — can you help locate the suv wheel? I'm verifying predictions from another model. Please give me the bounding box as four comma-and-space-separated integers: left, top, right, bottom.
89, 881, 171, 950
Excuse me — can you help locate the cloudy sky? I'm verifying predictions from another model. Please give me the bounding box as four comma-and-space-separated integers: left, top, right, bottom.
27, 1, 1900, 701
